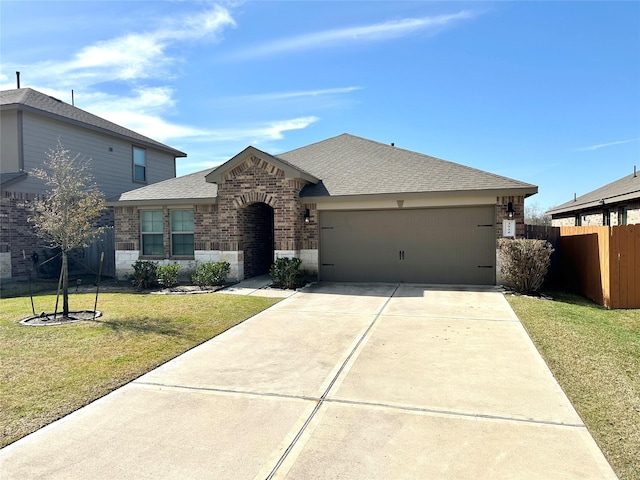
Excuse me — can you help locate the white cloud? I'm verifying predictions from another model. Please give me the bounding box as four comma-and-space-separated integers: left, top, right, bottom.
577, 138, 639, 151
227, 11, 474, 60
189, 116, 320, 144
1, 5, 323, 151
227, 86, 362, 102
9, 5, 236, 89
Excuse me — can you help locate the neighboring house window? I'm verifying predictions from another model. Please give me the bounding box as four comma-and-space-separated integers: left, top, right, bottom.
604, 210, 611, 226
171, 210, 194, 256
133, 146, 147, 182
575, 214, 582, 226
618, 206, 628, 226
141, 210, 163, 256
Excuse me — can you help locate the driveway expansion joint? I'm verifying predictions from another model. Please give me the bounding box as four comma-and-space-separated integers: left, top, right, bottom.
323, 398, 587, 429
264, 283, 402, 479
132, 381, 319, 403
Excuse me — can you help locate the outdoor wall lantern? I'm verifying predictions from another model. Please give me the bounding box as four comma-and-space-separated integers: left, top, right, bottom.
304, 208, 310, 224
506, 202, 515, 220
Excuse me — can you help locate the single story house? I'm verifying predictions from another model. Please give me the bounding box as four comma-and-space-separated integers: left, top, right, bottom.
547, 168, 640, 226
112, 134, 538, 285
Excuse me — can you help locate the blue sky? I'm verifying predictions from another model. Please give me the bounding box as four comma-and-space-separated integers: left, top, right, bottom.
1, 1, 638, 210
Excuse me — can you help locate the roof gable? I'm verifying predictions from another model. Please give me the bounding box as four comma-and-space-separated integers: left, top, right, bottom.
547, 170, 640, 215
277, 134, 537, 198
0, 88, 186, 157
205, 146, 319, 184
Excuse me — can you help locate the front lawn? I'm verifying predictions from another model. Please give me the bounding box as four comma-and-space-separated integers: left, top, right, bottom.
0, 290, 279, 448
507, 292, 639, 480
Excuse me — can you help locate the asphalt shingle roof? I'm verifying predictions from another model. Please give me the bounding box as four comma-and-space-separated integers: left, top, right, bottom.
276, 134, 536, 197
0, 172, 28, 187
114, 168, 217, 203
547, 170, 640, 215
111, 133, 537, 204
0, 88, 186, 157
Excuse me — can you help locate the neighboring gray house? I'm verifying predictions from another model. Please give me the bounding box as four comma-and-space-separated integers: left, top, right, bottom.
548, 168, 640, 227
112, 134, 537, 285
0, 88, 186, 280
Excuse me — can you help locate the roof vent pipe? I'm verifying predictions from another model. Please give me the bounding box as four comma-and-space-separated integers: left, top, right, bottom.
391, 142, 395, 147
635, 165, 637, 177
574, 192, 577, 202
16, 71, 20, 89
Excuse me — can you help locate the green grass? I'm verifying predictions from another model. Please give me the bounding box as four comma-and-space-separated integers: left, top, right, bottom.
0, 289, 279, 448
506, 291, 640, 480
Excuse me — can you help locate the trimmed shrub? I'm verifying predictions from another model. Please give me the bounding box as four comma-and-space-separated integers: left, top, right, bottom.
131, 260, 158, 290
156, 264, 181, 288
498, 238, 554, 294
270, 257, 305, 290
191, 261, 230, 289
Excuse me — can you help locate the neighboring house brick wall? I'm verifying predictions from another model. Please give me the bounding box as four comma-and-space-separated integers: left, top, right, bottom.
551, 215, 576, 227
0, 192, 42, 279
551, 202, 640, 227
0, 191, 108, 279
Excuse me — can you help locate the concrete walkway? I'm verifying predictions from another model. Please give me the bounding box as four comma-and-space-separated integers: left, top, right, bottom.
0, 283, 617, 479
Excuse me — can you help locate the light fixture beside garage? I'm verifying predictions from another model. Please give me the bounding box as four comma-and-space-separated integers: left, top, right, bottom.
506, 202, 515, 219
304, 208, 310, 223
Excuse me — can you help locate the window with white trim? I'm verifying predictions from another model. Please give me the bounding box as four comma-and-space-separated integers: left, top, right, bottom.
141, 210, 163, 256
133, 146, 147, 182
171, 210, 194, 256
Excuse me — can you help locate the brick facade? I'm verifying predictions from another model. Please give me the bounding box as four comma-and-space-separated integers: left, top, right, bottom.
113, 155, 319, 281
496, 195, 526, 238
113, 155, 529, 283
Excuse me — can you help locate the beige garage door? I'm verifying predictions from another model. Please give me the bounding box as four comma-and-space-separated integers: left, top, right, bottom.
319, 207, 496, 284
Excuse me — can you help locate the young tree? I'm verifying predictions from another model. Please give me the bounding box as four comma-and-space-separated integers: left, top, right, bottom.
30, 141, 107, 317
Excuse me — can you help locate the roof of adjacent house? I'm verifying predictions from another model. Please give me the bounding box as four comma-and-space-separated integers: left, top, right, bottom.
0, 171, 28, 187
547, 170, 640, 215
112, 168, 218, 204
277, 134, 537, 198
0, 88, 186, 157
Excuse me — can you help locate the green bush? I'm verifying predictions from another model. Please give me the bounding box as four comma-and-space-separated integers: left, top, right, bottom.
498, 238, 554, 294
270, 257, 305, 290
191, 261, 230, 289
156, 264, 181, 288
131, 260, 158, 290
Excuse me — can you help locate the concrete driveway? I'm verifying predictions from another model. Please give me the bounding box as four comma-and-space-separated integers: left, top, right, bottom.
0, 283, 617, 479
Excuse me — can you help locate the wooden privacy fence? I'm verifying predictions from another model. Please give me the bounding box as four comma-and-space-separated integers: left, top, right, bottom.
559, 225, 640, 309
84, 228, 115, 278
525, 225, 561, 284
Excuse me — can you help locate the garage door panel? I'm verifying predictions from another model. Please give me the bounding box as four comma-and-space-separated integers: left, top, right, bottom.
320, 207, 496, 284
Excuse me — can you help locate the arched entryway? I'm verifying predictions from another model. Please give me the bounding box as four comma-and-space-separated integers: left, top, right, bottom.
240, 202, 274, 278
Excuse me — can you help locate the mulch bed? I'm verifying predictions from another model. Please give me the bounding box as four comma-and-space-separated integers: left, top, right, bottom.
20, 310, 102, 326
